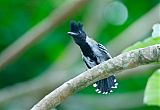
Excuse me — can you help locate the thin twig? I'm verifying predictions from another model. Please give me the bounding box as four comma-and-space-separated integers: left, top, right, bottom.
107, 4, 160, 56
0, 71, 69, 105
0, 0, 89, 70
31, 44, 160, 110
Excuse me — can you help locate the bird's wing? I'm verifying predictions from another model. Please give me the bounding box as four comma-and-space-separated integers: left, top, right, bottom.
97, 43, 112, 58
82, 54, 97, 68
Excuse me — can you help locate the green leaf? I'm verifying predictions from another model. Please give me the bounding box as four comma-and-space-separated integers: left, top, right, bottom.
123, 37, 160, 52
143, 69, 160, 106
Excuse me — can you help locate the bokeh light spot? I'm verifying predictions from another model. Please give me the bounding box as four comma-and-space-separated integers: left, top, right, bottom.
103, 1, 128, 25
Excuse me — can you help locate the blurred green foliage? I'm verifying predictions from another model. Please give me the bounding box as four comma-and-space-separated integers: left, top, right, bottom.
123, 37, 160, 52
144, 69, 160, 107
0, 0, 160, 110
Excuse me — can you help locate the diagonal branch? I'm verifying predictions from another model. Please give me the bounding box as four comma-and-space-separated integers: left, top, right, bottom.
0, 0, 89, 70
107, 4, 160, 56
31, 44, 160, 110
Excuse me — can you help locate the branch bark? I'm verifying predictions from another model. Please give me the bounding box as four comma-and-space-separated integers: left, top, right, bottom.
31, 44, 160, 110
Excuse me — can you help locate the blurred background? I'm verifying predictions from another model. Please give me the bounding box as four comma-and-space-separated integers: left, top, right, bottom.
0, 0, 160, 110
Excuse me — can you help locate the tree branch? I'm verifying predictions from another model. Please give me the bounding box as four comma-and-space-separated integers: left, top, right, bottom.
0, 0, 89, 70
107, 4, 160, 56
31, 44, 160, 110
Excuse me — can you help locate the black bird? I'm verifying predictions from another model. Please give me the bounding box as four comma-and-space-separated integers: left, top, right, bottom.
68, 21, 118, 94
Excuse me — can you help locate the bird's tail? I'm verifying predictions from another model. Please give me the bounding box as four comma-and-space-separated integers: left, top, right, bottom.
93, 75, 118, 94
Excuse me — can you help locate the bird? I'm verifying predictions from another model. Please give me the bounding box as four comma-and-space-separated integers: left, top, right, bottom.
67, 21, 118, 94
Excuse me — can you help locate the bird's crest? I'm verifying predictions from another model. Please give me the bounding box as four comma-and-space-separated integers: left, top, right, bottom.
70, 20, 83, 33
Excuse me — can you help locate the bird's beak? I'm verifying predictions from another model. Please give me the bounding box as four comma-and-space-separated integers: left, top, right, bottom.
67, 32, 78, 36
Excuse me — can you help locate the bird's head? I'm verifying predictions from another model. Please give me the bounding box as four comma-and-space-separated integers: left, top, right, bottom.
68, 21, 86, 45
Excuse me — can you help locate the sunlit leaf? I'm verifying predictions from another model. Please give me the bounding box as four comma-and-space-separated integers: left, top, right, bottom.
123, 37, 160, 52
143, 69, 160, 106
152, 23, 160, 37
